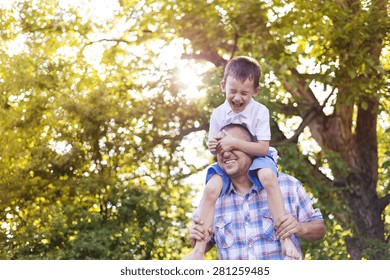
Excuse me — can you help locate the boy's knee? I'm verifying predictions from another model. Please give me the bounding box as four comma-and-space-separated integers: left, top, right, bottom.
257, 168, 277, 186
204, 176, 223, 200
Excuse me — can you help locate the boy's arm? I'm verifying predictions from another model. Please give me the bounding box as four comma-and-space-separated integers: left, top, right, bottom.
237, 139, 269, 157
208, 111, 221, 155
217, 130, 269, 156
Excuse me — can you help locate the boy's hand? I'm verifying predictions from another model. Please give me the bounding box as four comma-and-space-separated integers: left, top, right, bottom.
208, 139, 218, 154
217, 130, 238, 153
209, 131, 226, 154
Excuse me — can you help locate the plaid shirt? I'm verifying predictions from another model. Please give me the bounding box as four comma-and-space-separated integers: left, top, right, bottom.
207, 173, 323, 260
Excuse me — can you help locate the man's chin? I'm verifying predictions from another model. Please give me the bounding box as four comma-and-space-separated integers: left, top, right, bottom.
222, 166, 238, 176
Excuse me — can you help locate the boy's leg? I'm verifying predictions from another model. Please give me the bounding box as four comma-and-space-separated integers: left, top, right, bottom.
257, 168, 301, 260
184, 174, 222, 260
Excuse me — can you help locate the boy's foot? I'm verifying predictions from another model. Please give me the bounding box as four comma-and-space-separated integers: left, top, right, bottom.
183, 250, 205, 260
281, 238, 301, 260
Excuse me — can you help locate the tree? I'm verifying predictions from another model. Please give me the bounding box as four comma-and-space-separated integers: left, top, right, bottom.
1, 0, 388, 260
140, 0, 388, 259
0, 0, 199, 259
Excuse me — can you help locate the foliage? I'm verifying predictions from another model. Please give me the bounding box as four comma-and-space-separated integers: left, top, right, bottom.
1, 0, 389, 260
0, 0, 200, 260
160, 0, 390, 259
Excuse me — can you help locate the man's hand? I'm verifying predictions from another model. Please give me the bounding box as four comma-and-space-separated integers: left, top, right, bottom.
274, 214, 303, 240
189, 217, 214, 248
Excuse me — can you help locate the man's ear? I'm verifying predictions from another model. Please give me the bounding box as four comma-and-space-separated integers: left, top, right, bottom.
220, 80, 226, 92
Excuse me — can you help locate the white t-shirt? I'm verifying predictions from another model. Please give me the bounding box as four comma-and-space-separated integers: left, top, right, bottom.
208, 98, 271, 141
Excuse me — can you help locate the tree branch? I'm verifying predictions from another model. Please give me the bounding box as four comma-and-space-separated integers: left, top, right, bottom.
85, 38, 134, 46
174, 162, 211, 182
173, 123, 209, 142
228, 33, 239, 60
81, 30, 155, 51
181, 50, 227, 67
377, 193, 390, 213
273, 105, 323, 145
283, 68, 320, 106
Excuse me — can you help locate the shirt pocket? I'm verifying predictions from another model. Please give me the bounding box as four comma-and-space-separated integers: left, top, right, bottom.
259, 209, 278, 241
214, 215, 234, 248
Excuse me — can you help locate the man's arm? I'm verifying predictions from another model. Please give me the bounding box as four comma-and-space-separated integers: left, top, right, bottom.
275, 175, 326, 241
275, 214, 326, 241
298, 219, 326, 241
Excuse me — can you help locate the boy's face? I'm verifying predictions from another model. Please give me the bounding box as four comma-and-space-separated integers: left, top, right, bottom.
221, 76, 258, 113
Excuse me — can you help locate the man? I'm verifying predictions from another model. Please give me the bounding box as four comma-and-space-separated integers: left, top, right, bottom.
189, 124, 326, 260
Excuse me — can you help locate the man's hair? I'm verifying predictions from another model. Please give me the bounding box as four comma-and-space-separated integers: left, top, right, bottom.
222, 123, 257, 143
223, 56, 261, 88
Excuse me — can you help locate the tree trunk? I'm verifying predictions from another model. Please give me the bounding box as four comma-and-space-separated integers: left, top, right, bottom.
343, 99, 385, 258
176, 0, 390, 259
308, 96, 385, 258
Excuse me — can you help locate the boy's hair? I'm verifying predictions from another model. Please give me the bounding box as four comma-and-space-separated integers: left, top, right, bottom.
222, 56, 261, 88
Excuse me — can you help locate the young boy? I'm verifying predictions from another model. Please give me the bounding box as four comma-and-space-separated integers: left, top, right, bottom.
184, 56, 300, 260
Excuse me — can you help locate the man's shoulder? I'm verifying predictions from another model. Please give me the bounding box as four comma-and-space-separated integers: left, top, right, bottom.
278, 173, 301, 186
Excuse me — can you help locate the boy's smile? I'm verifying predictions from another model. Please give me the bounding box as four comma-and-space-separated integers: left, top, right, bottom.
221, 76, 258, 113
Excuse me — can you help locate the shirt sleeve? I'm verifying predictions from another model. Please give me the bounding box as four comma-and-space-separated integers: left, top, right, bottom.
208, 110, 220, 142
254, 106, 271, 141
295, 180, 324, 222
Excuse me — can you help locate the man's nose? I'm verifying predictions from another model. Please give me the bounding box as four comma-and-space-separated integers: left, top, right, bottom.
221, 150, 232, 158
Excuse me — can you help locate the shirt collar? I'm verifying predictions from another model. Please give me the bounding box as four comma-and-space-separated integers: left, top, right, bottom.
224, 182, 260, 197
225, 98, 254, 119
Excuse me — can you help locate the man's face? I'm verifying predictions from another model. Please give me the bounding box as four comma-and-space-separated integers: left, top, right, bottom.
216, 127, 252, 179
221, 76, 258, 113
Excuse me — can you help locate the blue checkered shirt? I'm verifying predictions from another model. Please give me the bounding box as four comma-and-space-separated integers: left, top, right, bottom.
206, 173, 323, 260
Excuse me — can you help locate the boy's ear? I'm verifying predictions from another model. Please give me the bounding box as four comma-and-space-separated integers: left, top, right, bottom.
220, 80, 226, 92
253, 86, 260, 96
